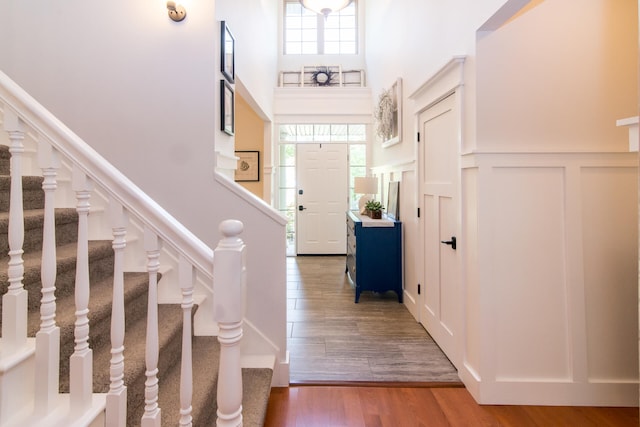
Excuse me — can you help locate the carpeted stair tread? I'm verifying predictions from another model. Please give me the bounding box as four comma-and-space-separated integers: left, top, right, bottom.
241, 367, 274, 427
153, 335, 220, 426
0, 208, 79, 255
0, 176, 46, 212
0, 146, 9, 176
141, 337, 273, 427
26, 271, 149, 336
0, 239, 114, 320
89, 302, 184, 392
90, 303, 186, 426
26, 271, 151, 387
0, 175, 44, 190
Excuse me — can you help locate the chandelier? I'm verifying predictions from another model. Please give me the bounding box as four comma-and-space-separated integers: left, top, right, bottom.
299, 0, 353, 17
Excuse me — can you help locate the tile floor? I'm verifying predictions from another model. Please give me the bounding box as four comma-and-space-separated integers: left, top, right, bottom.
286, 255, 460, 384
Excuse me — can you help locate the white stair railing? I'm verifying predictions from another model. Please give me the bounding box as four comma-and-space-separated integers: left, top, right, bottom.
107, 200, 128, 426
2, 109, 27, 353
34, 140, 60, 414
0, 70, 246, 426
69, 168, 94, 414
213, 220, 246, 427
142, 228, 162, 427
179, 255, 195, 427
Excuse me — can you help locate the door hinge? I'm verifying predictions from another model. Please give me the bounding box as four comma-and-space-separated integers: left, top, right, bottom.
418, 284, 421, 295
417, 207, 420, 218
417, 132, 420, 142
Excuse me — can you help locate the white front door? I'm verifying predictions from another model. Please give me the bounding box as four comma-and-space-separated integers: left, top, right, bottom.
296, 143, 348, 255
418, 93, 461, 367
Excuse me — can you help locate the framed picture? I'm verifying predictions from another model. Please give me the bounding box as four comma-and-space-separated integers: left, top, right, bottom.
235, 151, 260, 182
221, 21, 235, 83
387, 181, 400, 220
221, 80, 234, 135
375, 78, 402, 148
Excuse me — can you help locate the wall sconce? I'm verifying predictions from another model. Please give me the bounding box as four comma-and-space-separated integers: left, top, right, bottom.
166, 1, 186, 22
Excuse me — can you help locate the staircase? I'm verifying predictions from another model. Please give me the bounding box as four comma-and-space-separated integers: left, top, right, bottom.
0, 71, 274, 426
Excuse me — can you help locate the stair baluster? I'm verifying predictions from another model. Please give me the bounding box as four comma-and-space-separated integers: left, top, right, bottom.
2, 110, 27, 352
106, 200, 128, 426
214, 220, 245, 427
34, 140, 61, 414
69, 167, 94, 414
142, 227, 162, 427
179, 255, 195, 427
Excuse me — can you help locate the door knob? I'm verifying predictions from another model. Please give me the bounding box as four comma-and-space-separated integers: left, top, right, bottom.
298, 205, 306, 211
441, 236, 456, 250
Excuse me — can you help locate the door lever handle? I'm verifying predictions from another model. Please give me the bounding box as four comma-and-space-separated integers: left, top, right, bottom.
298, 205, 306, 211
441, 236, 457, 250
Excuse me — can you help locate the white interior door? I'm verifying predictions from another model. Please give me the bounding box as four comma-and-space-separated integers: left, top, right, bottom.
418, 93, 461, 366
296, 143, 348, 255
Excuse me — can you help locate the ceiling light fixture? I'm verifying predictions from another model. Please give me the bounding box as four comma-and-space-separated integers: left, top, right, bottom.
299, 0, 352, 18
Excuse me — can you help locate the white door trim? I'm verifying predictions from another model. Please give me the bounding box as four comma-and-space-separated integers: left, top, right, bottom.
412, 57, 466, 368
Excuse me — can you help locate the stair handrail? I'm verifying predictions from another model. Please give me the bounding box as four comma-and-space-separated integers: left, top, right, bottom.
0, 70, 213, 277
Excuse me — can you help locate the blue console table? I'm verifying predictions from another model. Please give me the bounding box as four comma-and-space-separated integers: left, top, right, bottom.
345, 211, 402, 303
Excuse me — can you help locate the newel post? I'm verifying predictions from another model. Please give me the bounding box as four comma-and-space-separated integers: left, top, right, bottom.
213, 220, 245, 427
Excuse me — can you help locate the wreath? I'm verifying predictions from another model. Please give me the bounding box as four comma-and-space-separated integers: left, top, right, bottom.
311, 67, 335, 86
374, 88, 395, 140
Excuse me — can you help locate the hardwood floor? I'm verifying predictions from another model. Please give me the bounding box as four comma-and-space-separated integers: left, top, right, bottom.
264, 386, 640, 426
287, 255, 459, 384
276, 256, 640, 426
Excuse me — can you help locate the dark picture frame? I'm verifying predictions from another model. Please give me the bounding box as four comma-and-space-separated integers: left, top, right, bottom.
221, 21, 235, 83
235, 151, 260, 182
221, 80, 234, 136
387, 181, 400, 220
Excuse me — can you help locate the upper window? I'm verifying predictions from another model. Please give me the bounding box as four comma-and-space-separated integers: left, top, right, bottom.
284, 1, 357, 55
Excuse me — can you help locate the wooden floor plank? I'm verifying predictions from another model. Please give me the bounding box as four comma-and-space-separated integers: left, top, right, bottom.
264, 386, 640, 427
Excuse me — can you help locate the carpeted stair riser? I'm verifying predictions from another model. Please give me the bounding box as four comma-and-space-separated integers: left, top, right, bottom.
0, 208, 79, 256
123, 304, 198, 426
0, 145, 9, 175
154, 335, 220, 426
0, 175, 46, 212
57, 302, 187, 427
0, 240, 115, 320
51, 273, 153, 394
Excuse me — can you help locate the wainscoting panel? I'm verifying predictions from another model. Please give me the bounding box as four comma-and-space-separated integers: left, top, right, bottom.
460, 151, 638, 406
581, 166, 638, 382
461, 167, 481, 384
491, 166, 570, 381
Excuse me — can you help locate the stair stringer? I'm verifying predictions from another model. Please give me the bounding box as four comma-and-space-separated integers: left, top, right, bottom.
0, 340, 35, 425
240, 318, 288, 387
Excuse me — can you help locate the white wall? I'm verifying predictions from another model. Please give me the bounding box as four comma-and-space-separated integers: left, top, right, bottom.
0, 0, 289, 384
476, 0, 638, 151
365, 0, 510, 165
364, 0, 511, 327
0, 0, 218, 243
217, 0, 278, 122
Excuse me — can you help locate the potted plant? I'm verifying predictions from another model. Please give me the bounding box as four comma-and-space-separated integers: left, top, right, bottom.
365, 200, 384, 219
